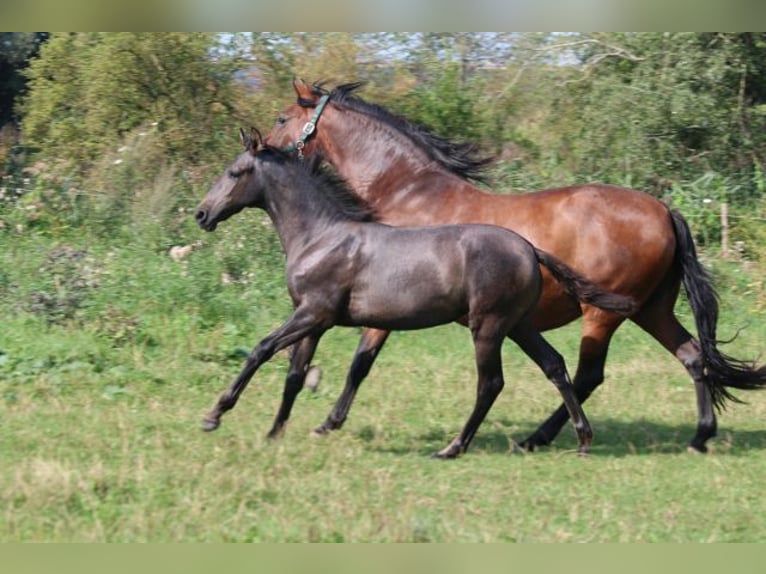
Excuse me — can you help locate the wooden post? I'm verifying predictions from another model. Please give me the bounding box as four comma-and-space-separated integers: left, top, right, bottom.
720, 202, 729, 258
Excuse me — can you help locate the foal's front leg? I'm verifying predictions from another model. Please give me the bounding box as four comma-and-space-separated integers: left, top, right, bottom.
202, 308, 327, 432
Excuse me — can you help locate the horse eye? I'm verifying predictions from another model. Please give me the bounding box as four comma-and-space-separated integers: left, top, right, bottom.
276, 116, 287, 125
228, 166, 253, 179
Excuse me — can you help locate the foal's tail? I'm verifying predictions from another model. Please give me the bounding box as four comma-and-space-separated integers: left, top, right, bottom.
533, 248, 638, 317
669, 209, 766, 410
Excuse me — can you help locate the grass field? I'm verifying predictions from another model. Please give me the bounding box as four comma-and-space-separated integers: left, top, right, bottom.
1, 223, 765, 542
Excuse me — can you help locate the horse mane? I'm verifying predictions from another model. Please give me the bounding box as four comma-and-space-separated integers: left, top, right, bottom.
306, 81, 495, 184
260, 145, 378, 223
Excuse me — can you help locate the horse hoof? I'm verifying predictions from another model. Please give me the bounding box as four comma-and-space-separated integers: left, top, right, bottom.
519, 432, 550, 452
687, 444, 708, 454
517, 440, 536, 453
305, 366, 322, 392
309, 427, 328, 438
201, 418, 220, 432
431, 451, 457, 460
510, 441, 529, 454
431, 444, 463, 459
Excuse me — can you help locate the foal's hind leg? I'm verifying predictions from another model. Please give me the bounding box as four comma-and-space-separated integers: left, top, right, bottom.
512, 321, 593, 454
520, 310, 622, 451
314, 328, 390, 435
434, 320, 506, 459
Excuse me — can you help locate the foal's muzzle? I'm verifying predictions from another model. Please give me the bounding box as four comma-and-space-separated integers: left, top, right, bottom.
195, 208, 217, 232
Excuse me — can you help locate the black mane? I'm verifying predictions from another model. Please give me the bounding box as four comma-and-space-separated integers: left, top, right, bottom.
260, 145, 377, 223
305, 81, 495, 184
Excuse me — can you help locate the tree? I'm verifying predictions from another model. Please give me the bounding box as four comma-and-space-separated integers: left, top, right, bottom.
543, 33, 766, 196
21, 32, 249, 171
0, 32, 48, 127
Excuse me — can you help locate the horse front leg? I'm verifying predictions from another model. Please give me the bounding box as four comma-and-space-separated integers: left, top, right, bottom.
266, 334, 322, 439
202, 307, 328, 432
313, 327, 390, 435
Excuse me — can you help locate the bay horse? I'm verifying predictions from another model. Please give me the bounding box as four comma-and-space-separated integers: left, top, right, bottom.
195, 128, 637, 457
264, 79, 766, 453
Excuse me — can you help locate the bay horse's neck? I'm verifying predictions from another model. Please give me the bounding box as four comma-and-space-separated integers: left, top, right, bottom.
317, 106, 479, 208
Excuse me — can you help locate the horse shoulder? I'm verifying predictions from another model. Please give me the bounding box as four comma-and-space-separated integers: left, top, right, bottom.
285, 229, 366, 302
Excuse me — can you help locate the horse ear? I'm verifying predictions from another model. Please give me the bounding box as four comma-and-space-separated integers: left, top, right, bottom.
239, 127, 262, 154
293, 78, 318, 104
239, 127, 251, 150
250, 127, 264, 150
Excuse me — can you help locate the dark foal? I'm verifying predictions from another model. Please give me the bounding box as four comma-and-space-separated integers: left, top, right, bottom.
195, 128, 637, 457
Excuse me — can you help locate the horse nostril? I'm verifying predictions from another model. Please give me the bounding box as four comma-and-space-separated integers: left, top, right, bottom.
195, 209, 207, 224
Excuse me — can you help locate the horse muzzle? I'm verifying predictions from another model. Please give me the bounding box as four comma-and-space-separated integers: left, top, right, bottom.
195, 208, 218, 232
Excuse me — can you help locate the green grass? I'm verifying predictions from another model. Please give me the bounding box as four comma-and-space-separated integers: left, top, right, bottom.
1, 227, 765, 542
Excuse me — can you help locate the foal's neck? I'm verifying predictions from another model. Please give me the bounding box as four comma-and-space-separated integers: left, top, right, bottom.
260, 172, 346, 258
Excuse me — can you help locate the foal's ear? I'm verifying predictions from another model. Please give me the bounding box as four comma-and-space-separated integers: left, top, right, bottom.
239, 127, 251, 150
239, 127, 263, 154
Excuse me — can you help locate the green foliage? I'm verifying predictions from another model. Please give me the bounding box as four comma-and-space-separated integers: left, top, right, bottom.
10, 33, 271, 262
0, 33, 47, 176
0, 32, 47, 127
83, 125, 182, 238
395, 62, 483, 141
0, 169, 84, 234
25, 245, 100, 325
1, 231, 765, 541
667, 172, 733, 247
21, 33, 249, 172
545, 33, 766, 196
728, 195, 766, 263
9, 32, 766, 252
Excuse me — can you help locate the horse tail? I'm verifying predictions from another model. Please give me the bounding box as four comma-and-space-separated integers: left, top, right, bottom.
533, 248, 638, 317
669, 209, 766, 410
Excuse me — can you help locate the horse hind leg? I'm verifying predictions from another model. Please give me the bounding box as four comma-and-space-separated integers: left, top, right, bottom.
631, 306, 717, 453
313, 328, 390, 435
676, 338, 716, 453
266, 333, 322, 439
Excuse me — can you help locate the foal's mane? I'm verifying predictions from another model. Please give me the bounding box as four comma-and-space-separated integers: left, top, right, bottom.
260, 145, 377, 223
304, 81, 494, 183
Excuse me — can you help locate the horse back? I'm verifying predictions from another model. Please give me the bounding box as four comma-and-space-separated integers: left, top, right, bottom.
339, 223, 540, 330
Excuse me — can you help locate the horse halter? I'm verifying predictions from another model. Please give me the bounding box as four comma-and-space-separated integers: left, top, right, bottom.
281, 94, 330, 159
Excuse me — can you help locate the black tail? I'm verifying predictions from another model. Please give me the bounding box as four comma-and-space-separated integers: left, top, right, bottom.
670, 209, 766, 410
534, 248, 638, 317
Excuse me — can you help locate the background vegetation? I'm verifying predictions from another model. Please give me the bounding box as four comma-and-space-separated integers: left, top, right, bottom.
1, 32, 765, 542
4, 33, 766, 250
